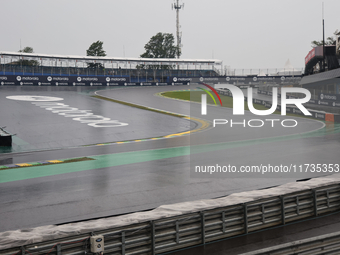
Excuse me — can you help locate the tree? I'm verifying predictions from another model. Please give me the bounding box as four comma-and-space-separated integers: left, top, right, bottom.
311, 30, 338, 47
140, 32, 180, 69
20, 46, 34, 53
86, 40, 106, 68
17, 46, 40, 66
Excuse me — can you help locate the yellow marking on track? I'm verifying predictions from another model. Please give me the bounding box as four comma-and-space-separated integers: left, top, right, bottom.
90, 91, 211, 147
163, 131, 191, 138
185, 116, 211, 131
16, 163, 32, 167
48, 160, 62, 163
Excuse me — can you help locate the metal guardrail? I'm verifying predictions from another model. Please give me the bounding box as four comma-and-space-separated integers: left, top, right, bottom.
241, 230, 340, 255
1, 184, 340, 255
224, 68, 304, 77
0, 64, 218, 78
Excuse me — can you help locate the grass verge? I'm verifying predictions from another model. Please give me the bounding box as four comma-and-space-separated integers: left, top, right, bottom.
92, 95, 186, 118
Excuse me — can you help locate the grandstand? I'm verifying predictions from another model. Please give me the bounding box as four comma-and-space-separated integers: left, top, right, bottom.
0, 51, 222, 85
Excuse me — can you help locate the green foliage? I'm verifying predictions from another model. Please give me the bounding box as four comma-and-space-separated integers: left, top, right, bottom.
311, 30, 338, 47
139, 33, 180, 69
162, 91, 270, 111
19, 47, 34, 53
141, 32, 179, 58
86, 40, 106, 68
86, 41, 106, 57
17, 46, 39, 66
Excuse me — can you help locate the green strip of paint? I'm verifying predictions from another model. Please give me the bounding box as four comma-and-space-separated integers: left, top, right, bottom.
0, 147, 190, 183
0, 123, 339, 183
0, 136, 33, 153
12, 136, 30, 146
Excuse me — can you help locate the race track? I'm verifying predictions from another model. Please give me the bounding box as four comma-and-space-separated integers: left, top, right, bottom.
0, 85, 339, 232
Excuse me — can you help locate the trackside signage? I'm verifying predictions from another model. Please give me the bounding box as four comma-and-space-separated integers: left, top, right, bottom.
0, 75, 302, 86
0, 75, 130, 86
171, 76, 302, 85
319, 93, 340, 102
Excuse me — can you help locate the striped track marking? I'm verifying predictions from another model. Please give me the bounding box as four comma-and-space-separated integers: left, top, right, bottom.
0, 157, 94, 170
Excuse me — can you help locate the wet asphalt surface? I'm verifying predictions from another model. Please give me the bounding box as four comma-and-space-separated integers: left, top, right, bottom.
0, 86, 193, 152
0, 85, 339, 234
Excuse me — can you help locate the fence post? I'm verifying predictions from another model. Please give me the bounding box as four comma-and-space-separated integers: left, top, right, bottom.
222, 211, 226, 234
121, 231, 125, 255
313, 189, 318, 217
327, 190, 330, 208
151, 221, 155, 255
176, 220, 179, 244
201, 212, 205, 245
281, 196, 285, 225
21, 247, 25, 255
262, 204, 265, 224
243, 204, 248, 234
296, 196, 300, 216
56, 244, 61, 255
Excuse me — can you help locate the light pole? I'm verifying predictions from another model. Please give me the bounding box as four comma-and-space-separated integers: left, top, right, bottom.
172, 0, 184, 59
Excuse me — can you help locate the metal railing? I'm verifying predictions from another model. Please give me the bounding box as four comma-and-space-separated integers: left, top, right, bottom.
224, 68, 304, 77
241, 230, 340, 254
0, 65, 219, 79
1, 184, 340, 255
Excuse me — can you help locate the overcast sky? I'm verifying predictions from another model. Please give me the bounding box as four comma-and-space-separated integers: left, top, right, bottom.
1, 0, 339, 70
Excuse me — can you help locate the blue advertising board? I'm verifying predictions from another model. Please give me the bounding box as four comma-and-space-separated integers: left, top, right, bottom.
0, 75, 130, 86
